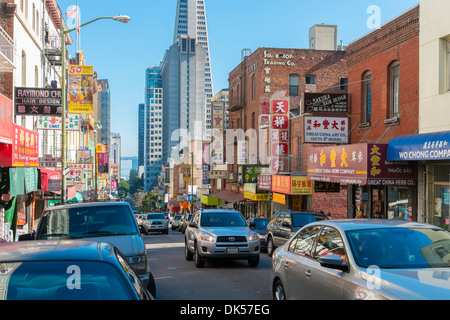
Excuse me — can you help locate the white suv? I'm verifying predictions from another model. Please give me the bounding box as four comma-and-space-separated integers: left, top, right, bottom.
184, 209, 260, 268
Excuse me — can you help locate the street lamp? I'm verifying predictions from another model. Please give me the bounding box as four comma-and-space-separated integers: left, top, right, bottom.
60, 15, 130, 204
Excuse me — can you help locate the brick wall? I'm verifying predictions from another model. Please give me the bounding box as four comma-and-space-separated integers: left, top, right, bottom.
346, 5, 420, 144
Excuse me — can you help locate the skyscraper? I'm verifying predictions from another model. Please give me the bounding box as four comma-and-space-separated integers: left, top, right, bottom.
144, 67, 163, 191
162, 0, 214, 162
138, 103, 145, 168
97, 79, 111, 147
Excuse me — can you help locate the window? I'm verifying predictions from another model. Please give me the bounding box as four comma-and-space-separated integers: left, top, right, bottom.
340, 77, 348, 91
389, 61, 400, 118
447, 39, 450, 91
289, 74, 300, 96
288, 225, 321, 257
313, 226, 346, 261
306, 74, 316, 85
362, 71, 372, 123
252, 74, 255, 99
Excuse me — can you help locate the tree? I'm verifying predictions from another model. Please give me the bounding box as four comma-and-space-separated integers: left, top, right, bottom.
118, 180, 129, 198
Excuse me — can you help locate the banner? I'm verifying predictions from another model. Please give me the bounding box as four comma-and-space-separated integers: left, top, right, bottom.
0, 92, 13, 144
68, 65, 94, 114
97, 153, 109, 174
37, 114, 81, 131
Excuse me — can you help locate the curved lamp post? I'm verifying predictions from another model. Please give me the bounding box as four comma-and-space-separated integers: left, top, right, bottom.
60, 15, 130, 204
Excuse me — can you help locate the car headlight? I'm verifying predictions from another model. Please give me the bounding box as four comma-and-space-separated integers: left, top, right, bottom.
200, 233, 214, 242
128, 254, 147, 271
248, 233, 259, 242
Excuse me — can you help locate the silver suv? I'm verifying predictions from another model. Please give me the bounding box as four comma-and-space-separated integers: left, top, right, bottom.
184, 209, 260, 268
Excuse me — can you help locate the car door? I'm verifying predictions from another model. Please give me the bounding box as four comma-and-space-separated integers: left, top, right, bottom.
278, 213, 294, 245
282, 225, 322, 299
302, 226, 347, 299
185, 212, 199, 251
272, 213, 285, 247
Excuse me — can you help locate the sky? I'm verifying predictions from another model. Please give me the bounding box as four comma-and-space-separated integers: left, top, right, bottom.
56, 0, 419, 157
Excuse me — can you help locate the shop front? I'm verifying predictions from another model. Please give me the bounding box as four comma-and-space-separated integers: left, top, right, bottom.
243, 183, 269, 218
387, 131, 450, 229
271, 175, 313, 214
308, 143, 417, 220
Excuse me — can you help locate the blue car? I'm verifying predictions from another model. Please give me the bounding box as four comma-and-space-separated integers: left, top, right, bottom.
0, 240, 154, 300
247, 217, 270, 251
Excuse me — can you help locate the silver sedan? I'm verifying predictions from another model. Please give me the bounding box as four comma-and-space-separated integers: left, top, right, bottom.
270, 219, 450, 300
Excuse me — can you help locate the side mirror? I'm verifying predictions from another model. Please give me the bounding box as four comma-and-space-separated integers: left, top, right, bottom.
189, 222, 197, 228
281, 221, 292, 229
249, 222, 256, 229
319, 255, 349, 272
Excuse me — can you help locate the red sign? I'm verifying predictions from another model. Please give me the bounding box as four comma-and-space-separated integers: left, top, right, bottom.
11, 124, 39, 167
307, 144, 416, 186
271, 143, 289, 157
272, 175, 291, 194
0, 93, 13, 144
271, 115, 289, 130
257, 174, 272, 191
271, 157, 289, 173
272, 100, 289, 114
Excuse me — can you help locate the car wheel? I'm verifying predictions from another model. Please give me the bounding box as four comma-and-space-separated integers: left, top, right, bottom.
273, 279, 286, 300
267, 237, 275, 257
248, 255, 259, 267
194, 243, 205, 268
185, 241, 194, 261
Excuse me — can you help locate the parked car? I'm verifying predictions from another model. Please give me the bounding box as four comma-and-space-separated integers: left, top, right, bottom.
0, 240, 153, 300
18, 201, 156, 298
171, 214, 182, 230
144, 213, 169, 235
247, 217, 270, 251
180, 214, 193, 234
271, 219, 450, 300
266, 211, 329, 256
184, 209, 260, 268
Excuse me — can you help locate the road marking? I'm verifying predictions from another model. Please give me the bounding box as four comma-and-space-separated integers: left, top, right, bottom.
145, 242, 185, 250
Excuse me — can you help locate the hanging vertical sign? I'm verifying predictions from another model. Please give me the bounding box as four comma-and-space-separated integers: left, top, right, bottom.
68, 65, 94, 114
270, 99, 290, 173
211, 101, 225, 164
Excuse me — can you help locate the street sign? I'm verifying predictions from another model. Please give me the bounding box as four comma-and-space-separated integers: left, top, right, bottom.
63, 166, 70, 176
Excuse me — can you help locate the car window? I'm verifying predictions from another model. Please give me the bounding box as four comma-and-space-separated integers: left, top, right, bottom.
283, 213, 291, 226
313, 226, 346, 262
347, 227, 450, 269
200, 212, 246, 227
254, 219, 269, 229
275, 213, 285, 226
288, 225, 322, 257
147, 213, 165, 220
3, 261, 134, 300
38, 205, 139, 239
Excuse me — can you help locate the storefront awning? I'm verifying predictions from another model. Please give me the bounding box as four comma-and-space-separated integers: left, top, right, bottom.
211, 190, 247, 204
307, 143, 416, 186
387, 131, 450, 161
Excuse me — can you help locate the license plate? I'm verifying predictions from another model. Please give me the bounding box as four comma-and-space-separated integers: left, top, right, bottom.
227, 247, 239, 254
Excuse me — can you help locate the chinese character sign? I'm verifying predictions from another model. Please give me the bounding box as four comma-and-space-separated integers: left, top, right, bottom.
14, 87, 62, 116
12, 124, 39, 167
270, 99, 290, 173
37, 114, 81, 131
304, 116, 348, 143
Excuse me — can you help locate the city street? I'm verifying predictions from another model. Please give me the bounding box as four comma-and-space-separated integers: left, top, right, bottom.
144, 230, 273, 300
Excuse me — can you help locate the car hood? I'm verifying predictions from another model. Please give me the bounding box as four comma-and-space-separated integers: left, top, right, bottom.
360, 268, 450, 300
80, 234, 144, 257
202, 227, 252, 237
147, 219, 167, 223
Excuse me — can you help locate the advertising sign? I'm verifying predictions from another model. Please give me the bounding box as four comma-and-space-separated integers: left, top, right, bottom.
211, 101, 225, 164
257, 174, 272, 191
290, 176, 313, 195
307, 144, 416, 186
304, 93, 349, 113
14, 87, 62, 116
68, 65, 94, 114
97, 153, 109, 174
304, 116, 348, 143
76, 150, 91, 164
12, 124, 39, 167
36, 114, 81, 131
243, 166, 270, 183
0, 92, 13, 144
270, 99, 290, 174
272, 175, 291, 194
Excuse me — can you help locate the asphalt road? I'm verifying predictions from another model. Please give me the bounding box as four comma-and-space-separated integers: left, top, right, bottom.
143, 228, 273, 300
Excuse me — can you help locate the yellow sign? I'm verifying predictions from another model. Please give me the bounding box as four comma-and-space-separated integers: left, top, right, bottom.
272, 192, 285, 204
68, 65, 94, 114
290, 176, 313, 195
244, 192, 269, 201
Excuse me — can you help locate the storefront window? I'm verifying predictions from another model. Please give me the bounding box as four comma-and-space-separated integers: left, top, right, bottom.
429, 165, 450, 229
387, 187, 411, 220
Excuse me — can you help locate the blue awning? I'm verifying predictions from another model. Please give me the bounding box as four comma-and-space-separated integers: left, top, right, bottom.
387, 131, 450, 161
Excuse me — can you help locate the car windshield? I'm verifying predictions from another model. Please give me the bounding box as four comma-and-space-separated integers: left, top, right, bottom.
2, 261, 134, 300
38, 205, 139, 239
347, 227, 450, 269
147, 213, 165, 220
201, 212, 246, 227
174, 215, 181, 220
254, 219, 269, 229
292, 214, 325, 227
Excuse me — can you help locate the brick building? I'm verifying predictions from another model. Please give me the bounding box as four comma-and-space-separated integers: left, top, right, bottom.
224, 47, 349, 218
308, 6, 420, 220
0, 0, 16, 99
